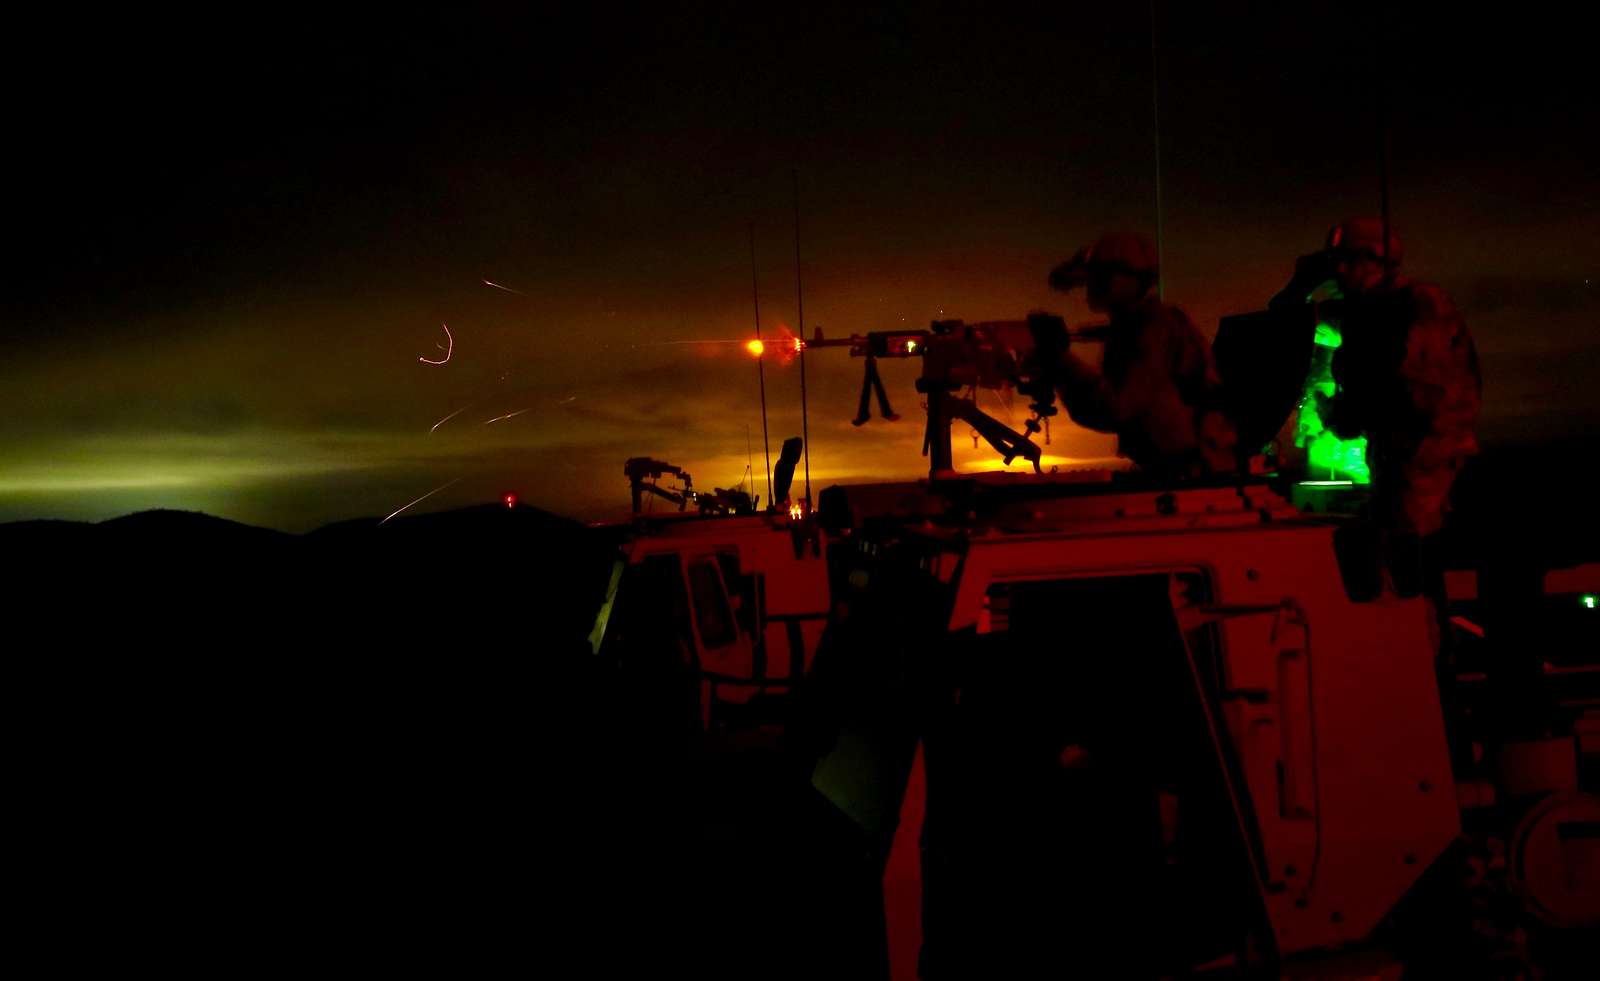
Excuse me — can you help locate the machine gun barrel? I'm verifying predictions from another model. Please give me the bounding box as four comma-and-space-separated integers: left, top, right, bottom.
806, 329, 932, 358
808, 321, 1106, 359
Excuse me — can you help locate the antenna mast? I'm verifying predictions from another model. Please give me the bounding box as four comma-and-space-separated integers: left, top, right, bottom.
750, 222, 774, 507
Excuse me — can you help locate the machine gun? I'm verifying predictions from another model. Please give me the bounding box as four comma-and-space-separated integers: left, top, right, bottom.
810, 317, 1107, 476
624, 457, 694, 513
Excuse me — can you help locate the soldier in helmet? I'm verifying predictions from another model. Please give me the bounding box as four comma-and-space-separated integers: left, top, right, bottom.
1275, 219, 1485, 743
1274, 218, 1481, 542
1034, 231, 1236, 478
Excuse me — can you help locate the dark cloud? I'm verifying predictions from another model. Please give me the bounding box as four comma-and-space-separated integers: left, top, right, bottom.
1458, 276, 1596, 316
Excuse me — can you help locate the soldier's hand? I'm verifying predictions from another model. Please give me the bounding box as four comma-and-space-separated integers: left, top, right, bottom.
1026, 311, 1070, 362
1296, 250, 1335, 280
1294, 251, 1339, 298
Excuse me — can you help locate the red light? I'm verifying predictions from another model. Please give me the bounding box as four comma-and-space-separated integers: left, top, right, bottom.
504, 494, 517, 509
746, 339, 765, 357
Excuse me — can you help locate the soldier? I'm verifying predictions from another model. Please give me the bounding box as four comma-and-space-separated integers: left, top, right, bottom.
1037, 232, 1235, 477
1275, 218, 1481, 541
1278, 218, 1485, 743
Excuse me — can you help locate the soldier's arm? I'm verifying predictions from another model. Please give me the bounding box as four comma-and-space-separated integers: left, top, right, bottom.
1270, 252, 1338, 314
1057, 352, 1123, 433
1170, 314, 1225, 407
1097, 316, 1184, 427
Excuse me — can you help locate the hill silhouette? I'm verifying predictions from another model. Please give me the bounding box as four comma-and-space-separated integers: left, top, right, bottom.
10, 502, 639, 971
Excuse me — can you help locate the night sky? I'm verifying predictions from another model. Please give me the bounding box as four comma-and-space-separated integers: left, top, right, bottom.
5, 4, 1595, 530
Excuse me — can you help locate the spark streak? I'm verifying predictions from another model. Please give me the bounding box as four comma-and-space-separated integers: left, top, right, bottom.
482, 407, 532, 425
483, 279, 527, 296
380, 477, 461, 525
430, 404, 473, 433
419, 324, 453, 365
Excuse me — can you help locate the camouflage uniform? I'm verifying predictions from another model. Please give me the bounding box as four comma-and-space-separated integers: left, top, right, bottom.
1058, 295, 1237, 477
1048, 232, 1236, 479
1330, 280, 1481, 536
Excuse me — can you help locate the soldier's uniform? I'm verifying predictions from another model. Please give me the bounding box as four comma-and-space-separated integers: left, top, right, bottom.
1313, 220, 1482, 536
1046, 232, 1236, 478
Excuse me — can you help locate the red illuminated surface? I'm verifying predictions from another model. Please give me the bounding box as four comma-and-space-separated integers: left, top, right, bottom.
885, 745, 926, 981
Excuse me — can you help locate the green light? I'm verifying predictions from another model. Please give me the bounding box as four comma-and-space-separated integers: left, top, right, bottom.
1585, 595, 1597, 609
1291, 322, 1371, 484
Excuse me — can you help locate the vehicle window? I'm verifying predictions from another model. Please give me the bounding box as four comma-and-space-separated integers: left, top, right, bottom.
689, 558, 738, 649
